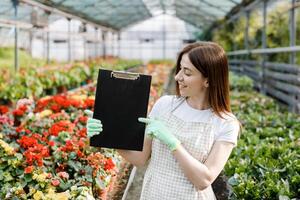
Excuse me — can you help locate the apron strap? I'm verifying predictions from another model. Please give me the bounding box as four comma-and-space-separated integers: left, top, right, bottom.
170, 96, 185, 113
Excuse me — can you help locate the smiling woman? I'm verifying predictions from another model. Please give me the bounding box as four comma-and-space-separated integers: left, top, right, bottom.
174, 42, 231, 118
86, 41, 240, 200
136, 41, 240, 200
175, 53, 210, 110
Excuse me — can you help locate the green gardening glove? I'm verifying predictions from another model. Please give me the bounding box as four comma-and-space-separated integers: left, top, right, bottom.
84, 109, 103, 138
138, 117, 181, 151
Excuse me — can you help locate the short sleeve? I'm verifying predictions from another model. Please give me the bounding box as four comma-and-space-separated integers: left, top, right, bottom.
215, 117, 240, 147
148, 95, 173, 119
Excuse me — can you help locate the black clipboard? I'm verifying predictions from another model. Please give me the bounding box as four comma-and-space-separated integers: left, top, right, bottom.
90, 68, 152, 151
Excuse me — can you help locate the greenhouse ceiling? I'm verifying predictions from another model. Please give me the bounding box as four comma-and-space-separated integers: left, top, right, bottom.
0, 0, 248, 31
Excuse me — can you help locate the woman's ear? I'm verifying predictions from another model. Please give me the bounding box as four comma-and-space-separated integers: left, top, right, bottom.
205, 80, 209, 88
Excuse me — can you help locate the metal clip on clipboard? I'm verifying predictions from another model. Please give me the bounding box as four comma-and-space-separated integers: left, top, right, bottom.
111, 71, 140, 80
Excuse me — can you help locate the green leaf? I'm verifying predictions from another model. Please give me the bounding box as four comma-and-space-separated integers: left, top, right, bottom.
228, 175, 239, 186
24, 174, 32, 183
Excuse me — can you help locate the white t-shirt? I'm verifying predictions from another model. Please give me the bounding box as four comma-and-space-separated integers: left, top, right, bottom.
149, 95, 240, 146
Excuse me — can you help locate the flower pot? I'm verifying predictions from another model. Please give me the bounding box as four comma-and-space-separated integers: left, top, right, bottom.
0, 98, 13, 106
45, 88, 56, 95
14, 118, 21, 127
100, 187, 108, 200
108, 175, 117, 193
57, 86, 67, 93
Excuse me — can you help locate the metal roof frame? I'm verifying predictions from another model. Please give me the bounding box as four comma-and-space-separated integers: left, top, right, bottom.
0, 0, 245, 31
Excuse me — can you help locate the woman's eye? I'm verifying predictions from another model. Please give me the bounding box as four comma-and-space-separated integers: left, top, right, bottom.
184, 70, 191, 76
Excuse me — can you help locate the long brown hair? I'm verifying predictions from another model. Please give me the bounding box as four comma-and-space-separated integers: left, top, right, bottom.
175, 41, 231, 118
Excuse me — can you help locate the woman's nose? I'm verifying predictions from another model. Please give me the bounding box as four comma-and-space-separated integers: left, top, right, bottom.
175, 71, 182, 82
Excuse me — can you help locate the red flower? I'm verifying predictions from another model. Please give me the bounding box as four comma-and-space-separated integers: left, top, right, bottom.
56, 163, 67, 172
69, 99, 82, 108
25, 129, 31, 134
104, 158, 115, 171
78, 128, 87, 137
84, 98, 94, 108
61, 100, 71, 108
23, 143, 50, 166
49, 120, 74, 136
13, 109, 24, 117
24, 165, 34, 174
77, 150, 84, 158
18, 136, 38, 149
78, 139, 85, 148
78, 116, 87, 124
51, 179, 60, 186
0, 105, 9, 115
48, 140, 55, 146
35, 98, 50, 112
18, 105, 28, 112
15, 126, 24, 133
61, 140, 73, 152
50, 105, 61, 113
53, 95, 66, 105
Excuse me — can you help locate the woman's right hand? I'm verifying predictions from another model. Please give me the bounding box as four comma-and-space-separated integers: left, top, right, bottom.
84, 109, 103, 138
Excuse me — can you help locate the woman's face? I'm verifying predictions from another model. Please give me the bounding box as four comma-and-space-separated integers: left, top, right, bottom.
174, 53, 208, 98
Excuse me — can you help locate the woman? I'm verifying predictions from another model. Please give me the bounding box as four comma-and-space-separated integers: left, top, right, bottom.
86, 41, 240, 199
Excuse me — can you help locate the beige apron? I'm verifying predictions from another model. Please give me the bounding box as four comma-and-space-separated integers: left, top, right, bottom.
140, 98, 216, 200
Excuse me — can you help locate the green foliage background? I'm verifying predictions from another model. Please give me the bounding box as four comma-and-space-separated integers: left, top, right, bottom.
200, 2, 300, 64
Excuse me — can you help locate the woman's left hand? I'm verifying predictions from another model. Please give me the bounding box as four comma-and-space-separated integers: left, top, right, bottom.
138, 117, 181, 151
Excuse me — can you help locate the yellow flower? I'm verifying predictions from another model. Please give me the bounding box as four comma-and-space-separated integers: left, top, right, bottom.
32, 172, 48, 182
33, 191, 44, 200
39, 109, 53, 118
0, 139, 15, 155
56, 192, 71, 200
0, 133, 3, 139
45, 190, 70, 200
29, 187, 37, 196
70, 94, 87, 101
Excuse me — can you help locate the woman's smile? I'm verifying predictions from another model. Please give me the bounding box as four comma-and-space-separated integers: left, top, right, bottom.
179, 84, 187, 89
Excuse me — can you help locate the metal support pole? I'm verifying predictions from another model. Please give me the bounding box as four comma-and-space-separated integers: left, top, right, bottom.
244, 11, 250, 60
46, 29, 50, 63
97, 28, 101, 58
81, 23, 86, 60
261, 0, 267, 94
162, 13, 166, 59
46, 11, 51, 64
289, 0, 296, 65
117, 32, 121, 58
95, 27, 98, 58
29, 28, 33, 57
289, 0, 298, 112
67, 18, 71, 62
12, 0, 19, 72
83, 36, 86, 60
111, 32, 115, 56
102, 30, 107, 59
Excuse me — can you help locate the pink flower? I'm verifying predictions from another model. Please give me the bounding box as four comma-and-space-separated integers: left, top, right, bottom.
51, 179, 60, 186
0, 115, 13, 125
57, 171, 69, 180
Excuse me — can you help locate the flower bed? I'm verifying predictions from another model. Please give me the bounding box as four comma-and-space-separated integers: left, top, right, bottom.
226, 73, 300, 199
0, 58, 143, 106
0, 63, 170, 199
0, 89, 121, 199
